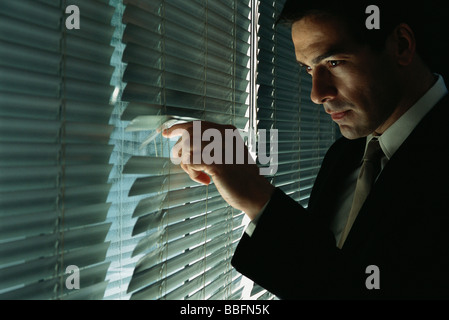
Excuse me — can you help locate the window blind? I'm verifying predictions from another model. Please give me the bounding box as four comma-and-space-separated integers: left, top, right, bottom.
108, 0, 253, 300
253, 0, 337, 299
0, 0, 338, 301
0, 0, 115, 299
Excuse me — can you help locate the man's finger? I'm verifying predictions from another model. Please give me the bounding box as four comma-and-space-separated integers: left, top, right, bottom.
180, 163, 211, 185
162, 122, 193, 138
171, 137, 183, 159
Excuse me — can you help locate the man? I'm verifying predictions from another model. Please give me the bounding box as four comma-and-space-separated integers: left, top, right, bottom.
163, 0, 449, 299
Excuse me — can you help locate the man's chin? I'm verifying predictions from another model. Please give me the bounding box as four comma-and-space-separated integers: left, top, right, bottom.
338, 125, 370, 140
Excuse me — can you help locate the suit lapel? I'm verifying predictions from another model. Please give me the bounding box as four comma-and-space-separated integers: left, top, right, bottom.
308, 137, 365, 225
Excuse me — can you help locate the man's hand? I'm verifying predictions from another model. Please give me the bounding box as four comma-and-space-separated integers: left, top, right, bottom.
162, 121, 275, 220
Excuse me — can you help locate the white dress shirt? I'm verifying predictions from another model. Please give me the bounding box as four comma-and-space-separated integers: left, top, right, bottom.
246, 75, 448, 239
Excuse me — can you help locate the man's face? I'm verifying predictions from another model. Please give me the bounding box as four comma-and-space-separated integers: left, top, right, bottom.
292, 15, 402, 139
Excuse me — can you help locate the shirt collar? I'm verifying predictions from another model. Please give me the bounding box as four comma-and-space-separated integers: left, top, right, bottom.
366, 74, 448, 159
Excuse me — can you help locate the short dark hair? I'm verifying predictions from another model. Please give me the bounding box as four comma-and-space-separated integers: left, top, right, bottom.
277, 0, 449, 78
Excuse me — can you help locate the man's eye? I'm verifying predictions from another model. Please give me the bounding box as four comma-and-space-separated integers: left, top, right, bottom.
328, 60, 342, 67
301, 65, 312, 74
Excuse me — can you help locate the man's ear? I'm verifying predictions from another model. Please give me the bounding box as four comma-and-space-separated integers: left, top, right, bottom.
387, 23, 417, 66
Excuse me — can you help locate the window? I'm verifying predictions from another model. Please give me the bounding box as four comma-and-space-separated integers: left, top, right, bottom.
0, 0, 337, 300
105, 0, 253, 300
0, 0, 115, 299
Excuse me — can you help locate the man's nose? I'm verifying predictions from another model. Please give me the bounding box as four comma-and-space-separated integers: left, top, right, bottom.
310, 67, 338, 105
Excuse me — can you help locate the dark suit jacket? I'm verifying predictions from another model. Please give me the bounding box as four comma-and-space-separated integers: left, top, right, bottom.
231, 94, 449, 300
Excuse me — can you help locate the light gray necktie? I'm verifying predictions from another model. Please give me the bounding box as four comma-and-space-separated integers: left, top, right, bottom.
337, 138, 384, 249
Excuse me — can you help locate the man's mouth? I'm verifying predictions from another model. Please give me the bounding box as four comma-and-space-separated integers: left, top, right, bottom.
327, 110, 349, 121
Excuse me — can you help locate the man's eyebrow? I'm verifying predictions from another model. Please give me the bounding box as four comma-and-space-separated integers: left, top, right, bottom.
296, 47, 351, 67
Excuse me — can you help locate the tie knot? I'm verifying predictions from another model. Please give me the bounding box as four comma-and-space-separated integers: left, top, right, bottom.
363, 138, 383, 162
